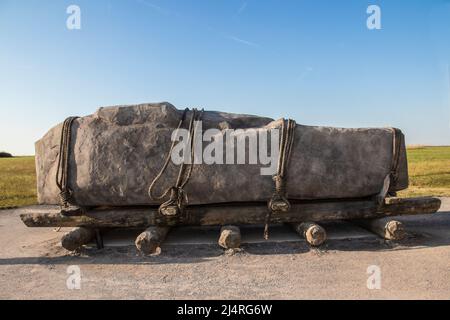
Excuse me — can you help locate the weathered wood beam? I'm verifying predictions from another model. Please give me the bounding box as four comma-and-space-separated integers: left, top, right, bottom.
61, 227, 96, 251
20, 197, 441, 228
135, 226, 170, 255
291, 222, 327, 246
218, 225, 241, 249
355, 218, 406, 240
383, 197, 440, 216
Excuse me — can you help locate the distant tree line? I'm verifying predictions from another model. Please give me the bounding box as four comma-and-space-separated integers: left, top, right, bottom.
0, 151, 13, 158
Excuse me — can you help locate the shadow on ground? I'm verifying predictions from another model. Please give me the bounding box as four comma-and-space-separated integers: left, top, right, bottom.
1, 203, 450, 266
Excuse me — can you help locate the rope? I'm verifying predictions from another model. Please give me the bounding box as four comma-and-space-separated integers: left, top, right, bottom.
264, 118, 296, 239
55, 116, 79, 209
148, 108, 204, 217
376, 127, 402, 205
389, 128, 401, 187
148, 108, 189, 200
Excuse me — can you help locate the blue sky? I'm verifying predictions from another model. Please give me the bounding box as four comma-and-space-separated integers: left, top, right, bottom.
1, 0, 449, 155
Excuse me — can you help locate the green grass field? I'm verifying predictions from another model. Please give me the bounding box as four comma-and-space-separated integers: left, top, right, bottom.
0, 156, 37, 209
398, 146, 450, 198
0, 147, 449, 209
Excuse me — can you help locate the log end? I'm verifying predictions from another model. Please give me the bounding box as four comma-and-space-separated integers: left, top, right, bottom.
292, 222, 327, 247
61, 227, 96, 251
135, 232, 158, 255
304, 224, 327, 246
385, 220, 406, 240
218, 225, 241, 249
135, 227, 170, 255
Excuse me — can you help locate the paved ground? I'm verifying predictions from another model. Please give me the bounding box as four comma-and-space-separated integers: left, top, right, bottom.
0, 198, 449, 299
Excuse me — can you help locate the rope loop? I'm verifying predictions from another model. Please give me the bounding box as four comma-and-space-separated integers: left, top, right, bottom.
390, 128, 401, 186
56, 116, 79, 210
265, 118, 296, 239
268, 174, 291, 213
377, 128, 402, 206
148, 108, 204, 218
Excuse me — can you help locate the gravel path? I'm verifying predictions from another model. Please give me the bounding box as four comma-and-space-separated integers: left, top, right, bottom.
0, 198, 449, 299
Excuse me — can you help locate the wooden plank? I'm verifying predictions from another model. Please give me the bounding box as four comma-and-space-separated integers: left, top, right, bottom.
20, 197, 441, 228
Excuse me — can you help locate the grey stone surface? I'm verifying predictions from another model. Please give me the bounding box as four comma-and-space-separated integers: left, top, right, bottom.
35, 102, 408, 206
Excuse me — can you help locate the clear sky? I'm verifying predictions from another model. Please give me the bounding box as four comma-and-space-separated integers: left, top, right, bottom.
1, 0, 449, 155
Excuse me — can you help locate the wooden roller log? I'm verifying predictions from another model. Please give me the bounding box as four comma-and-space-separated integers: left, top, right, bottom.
355, 218, 406, 240
135, 226, 170, 255
61, 227, 96, 251
20, 197, 441, 228
291, 222, 327, 246
218, 225, 241, 249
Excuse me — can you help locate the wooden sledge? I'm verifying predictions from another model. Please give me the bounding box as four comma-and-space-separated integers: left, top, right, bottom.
20, 196, 441, 254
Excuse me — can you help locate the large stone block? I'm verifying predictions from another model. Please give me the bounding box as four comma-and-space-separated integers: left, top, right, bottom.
35, 102, 408, 206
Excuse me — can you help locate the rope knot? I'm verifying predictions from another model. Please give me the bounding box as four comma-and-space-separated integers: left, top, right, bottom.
59, 188, 73, 208
159, 187, 188, 216
268, 174, 290, 213
268, 195, 291, 213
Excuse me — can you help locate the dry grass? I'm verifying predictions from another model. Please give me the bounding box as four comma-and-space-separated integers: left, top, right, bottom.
0, 146, 449, 209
